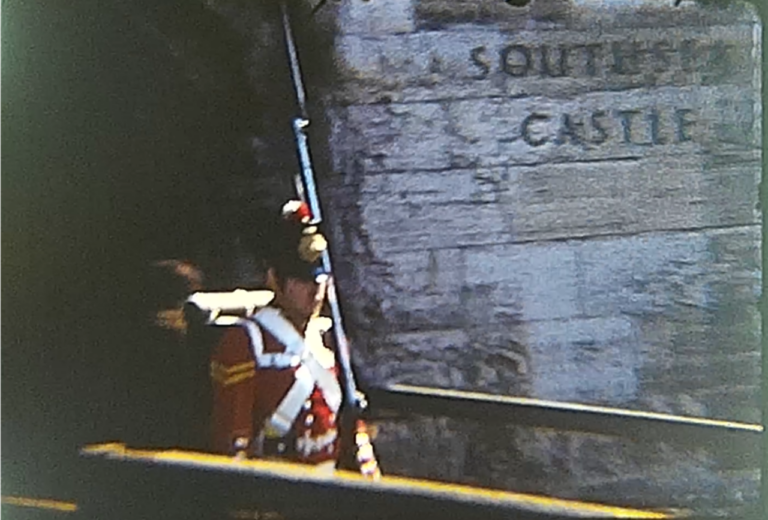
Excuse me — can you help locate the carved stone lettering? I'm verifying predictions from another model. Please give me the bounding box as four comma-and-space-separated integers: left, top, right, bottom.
470, 38, 741, 82
590, 110, 609, 145
616, 109, 641, 144
674, 108, 696, 142
680, 39, 707, 72
651, 41, 673, 73
647, 109, 665, 145
611, 41, 641, 76
329, 4, 761, 514
541, 45, 568, 77
554, 114, 583, 146
521, 113, 550, 147
516, 107, 699, 148
470, 46, 491, 79
578, 43, 601, 77
500, 44, 531, 77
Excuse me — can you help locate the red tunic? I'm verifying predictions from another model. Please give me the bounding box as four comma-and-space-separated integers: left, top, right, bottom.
210, 320, 340, 464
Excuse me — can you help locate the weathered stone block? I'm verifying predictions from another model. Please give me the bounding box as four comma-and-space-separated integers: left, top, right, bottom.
315, 0, 762, 513
336, 0, 416, 35
526, 316, 641, 404
360, 201, 512, 253
371, 415, 759, 515
333, 22, 759, 104
464, 242, 582, 321
334, 88, 759, 171
360, 168, 507, 206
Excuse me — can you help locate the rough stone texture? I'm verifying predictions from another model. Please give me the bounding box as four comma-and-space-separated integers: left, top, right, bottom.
371, 415, 761, 515
306, 0, 761, 515
336, 0, 416, 35
331, 19, 759, 103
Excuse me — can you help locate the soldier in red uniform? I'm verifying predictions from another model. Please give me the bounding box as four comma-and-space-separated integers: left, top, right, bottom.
210, 201, 379, 478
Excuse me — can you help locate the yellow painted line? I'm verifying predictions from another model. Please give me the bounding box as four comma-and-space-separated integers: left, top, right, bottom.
390, 384, 764, 433
82, 443, 677, 518
2, 496, 78, 512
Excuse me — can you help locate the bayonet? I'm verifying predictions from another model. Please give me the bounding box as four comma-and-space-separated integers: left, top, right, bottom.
279, 1, 364, 418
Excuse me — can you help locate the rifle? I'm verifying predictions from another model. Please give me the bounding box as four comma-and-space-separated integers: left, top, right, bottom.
279, 1, 369, 469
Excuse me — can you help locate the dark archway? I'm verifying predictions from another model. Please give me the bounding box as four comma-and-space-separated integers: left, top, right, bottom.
2, 0, 299, 500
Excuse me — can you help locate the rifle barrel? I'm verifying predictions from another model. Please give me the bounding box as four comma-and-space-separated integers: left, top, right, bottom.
280, 1, 361, 410
281, 2, 308, 118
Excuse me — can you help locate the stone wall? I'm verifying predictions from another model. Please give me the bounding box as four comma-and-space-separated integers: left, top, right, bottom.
305, 0, 762, 514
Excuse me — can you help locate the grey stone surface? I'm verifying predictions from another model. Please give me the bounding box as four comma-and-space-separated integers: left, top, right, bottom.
308, 0, 762, 514
412, 0, 761, 31
350, 224, 761, 419
331, 88, 760, 170
336, 0, 416, 35
371, 416, 760, 514
526, 316, 642, 404
341, 155, 759, 254
332, 24, 759, 104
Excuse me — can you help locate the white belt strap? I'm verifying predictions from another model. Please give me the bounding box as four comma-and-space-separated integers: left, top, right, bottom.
239, 319, 264, 359
265, 365, 315, 436
240, 316, 316, 437
253, 308, 343, 431
240, 318, 302, 368
254, 308, 305, 356
302, 353, 342, 413
263, 351, 341, 437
